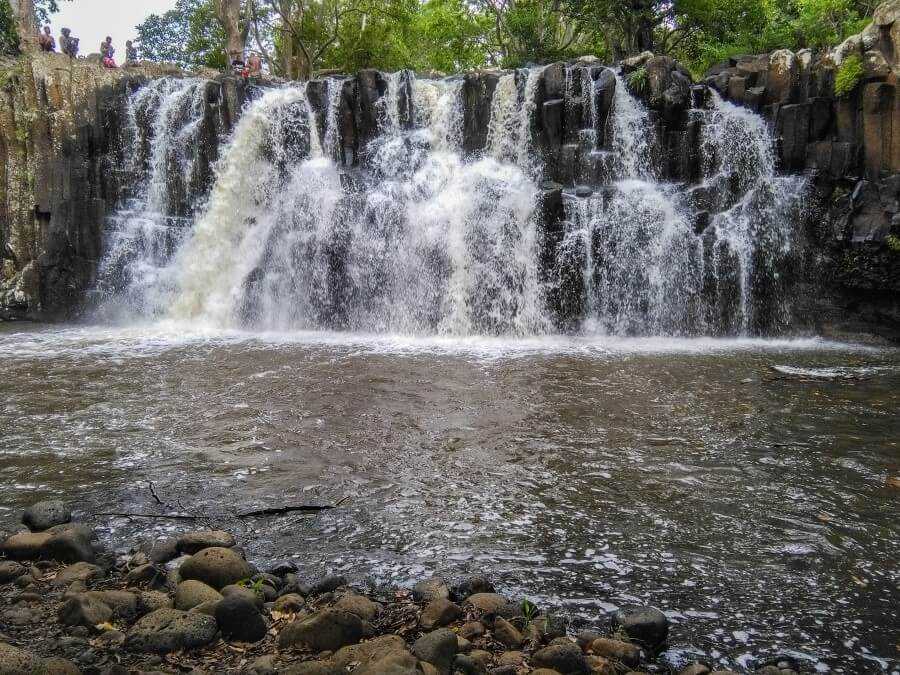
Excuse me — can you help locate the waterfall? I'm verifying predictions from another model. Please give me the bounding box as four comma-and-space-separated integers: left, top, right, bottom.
96, 65, 807, 338
94, 78, 210, 319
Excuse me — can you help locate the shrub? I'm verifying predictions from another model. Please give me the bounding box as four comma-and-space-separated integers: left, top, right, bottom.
627, 67, 648, 94
834, 54, 864, 98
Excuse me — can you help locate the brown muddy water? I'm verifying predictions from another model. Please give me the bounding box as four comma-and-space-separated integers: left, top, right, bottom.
0, 323, 898, 672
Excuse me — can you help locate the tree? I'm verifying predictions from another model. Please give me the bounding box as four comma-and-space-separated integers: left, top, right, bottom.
136, 0, 242, 69
214, 0, 245, 63
8, 0, 37, 51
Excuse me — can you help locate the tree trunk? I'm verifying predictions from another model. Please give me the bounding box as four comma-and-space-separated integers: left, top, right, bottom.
9, 0, 38, 53
217, 0, 244, 64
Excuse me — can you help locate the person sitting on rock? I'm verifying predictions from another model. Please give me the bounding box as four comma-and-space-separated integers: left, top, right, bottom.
38, 26, 56, 52
101, 37, 117, 68
59, 28, 78, 58
126, 40, 138, 64
247, 52, 263, 80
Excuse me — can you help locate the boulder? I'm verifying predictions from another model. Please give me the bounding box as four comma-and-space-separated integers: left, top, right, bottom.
610, 606, 669, 649
0, 642, 44, 675
420, 598, 462, 629
412, 628, 458, 674
138, 590, 173, 615
178, 547, 252, 589
215, 595, 267, 643
0, 561, 25, 583
590, 638, 642, 668
44, 524, 96, 563
311, 574, 347, 595
282, 662, 343, 675
531, 643, 591, 674
58, 594, 113, 629
1, 531, 51, 560
277, 609, 363, 652
176, 530, 236, 555
493, 617, 524, 648
273, 593, 306, 613
125, 563, 164, 587
450, 575, 494, 601
54, 562, 103, 586
221, 583, 264, 609
333, 593, 379, 621
332, 634, 409, 669
22, 500, 71, 531
125, 608, 218, 653
175, 580, 223, 610
42, 657, 82, 674
413, 576, 450, 603
465, 592, 516, 618
355, 652, 421, 675
147, 538, 179, 565
84, 591, 139, 620
460, 621, 485, 639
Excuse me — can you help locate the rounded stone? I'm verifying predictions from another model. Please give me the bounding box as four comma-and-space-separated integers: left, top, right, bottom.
465, 592, 516, 618
124, 608, 218, 653
333, 593, 379, 621
178, 547, 252, 590
58, 594, 113, 629
610, 605, 669, 648
412, 628, 458, 673
277, 609, 363, 652
22, 500, 72, 532
176, 530, 236, 555
0, 561, 25, 583
221, 583, 264, 608
174, 580, 223, 610
532, 642, 591, 674
0, 642, 44, 674
420, 598, 462, 629
214, 595, 267, 643
273, 592, 305, 613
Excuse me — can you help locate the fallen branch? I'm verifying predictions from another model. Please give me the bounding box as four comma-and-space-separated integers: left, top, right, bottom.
91, 512, 203, 521
146, 481, 164, 506
237, 496, 349, 518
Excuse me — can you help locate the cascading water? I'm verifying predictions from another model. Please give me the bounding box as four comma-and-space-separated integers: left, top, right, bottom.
96, 65, 807, 337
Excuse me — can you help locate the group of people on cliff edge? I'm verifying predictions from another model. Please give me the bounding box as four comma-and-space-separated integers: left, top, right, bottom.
37, 25, 138, 69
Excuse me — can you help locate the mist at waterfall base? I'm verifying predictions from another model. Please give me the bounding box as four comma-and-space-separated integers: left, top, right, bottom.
2, 72, 898, 672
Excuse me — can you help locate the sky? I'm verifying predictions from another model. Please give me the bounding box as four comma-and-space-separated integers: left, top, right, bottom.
49, 0, 176, 56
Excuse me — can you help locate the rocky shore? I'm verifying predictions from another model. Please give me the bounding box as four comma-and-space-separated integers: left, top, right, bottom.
0, 500, 811, 675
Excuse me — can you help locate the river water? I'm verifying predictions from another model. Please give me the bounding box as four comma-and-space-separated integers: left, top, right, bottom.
1, 323, 897, 672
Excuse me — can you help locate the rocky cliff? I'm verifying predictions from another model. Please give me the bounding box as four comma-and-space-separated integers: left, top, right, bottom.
1, 27, 898, 337
0, 54, 244, 320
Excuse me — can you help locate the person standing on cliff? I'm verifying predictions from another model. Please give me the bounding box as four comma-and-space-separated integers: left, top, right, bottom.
247, 52, 262, 81
125, 40, 138, 64
38, 25, 55, 52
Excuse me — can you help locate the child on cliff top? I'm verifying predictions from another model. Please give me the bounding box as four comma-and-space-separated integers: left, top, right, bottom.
126, 41, 138, 64
38, 26, 55, 52
101, 37, 117, 69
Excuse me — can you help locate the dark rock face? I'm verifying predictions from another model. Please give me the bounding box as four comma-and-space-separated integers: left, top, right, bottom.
22, 500, 71, 531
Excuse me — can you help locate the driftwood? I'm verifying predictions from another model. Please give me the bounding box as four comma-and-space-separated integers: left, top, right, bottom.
91, 497, 348, 523
237, 496, 349, 518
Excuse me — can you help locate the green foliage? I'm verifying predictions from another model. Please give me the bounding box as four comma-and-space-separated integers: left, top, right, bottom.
834, 54, 865, 97
136, 0, 226, 69
627, 67, 649, 93
886, 234, 900, 253
520, 598, 539, 623
0, 0, 17, 55
237, 577, 266, 596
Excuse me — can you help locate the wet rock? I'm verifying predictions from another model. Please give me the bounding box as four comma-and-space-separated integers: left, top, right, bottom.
332, 634, 409, 669
177, 530, 236, 555
274, 593, 305, 613
22, 500, 72, 532
178, 546, 252, 590
215, 595, 267, 643
610, 606, 669, 649
132, 591, 169, 617
222, 583, 264, 609
450, 575, 494, 601
277, 609, 363, 651
414, 576, 451, 603
412, 628, 458, 674
531, 642, 591, 674
498, 651, 524, 666
493, 617, 524, 648
55, 562, 103, 586
585, 654, 616, 674
85, 591, 139, 620
420, 598, 462, 629
146, 538, 179, 565
0, 642, 44, 673
58, 594, 113, 629
1, 531, 51, 560
93, 630, 126, 648
311, 574, 347, 595
14, 574, 34, 588
188, 600, 221, 616
175, 580, 223, 610
590, 638, 642, 668
0, 561, 25, 583
44, 524, 96, 564
452, 654, 481, 675
333, 592, 379, 621
125, 608, 218, 653
466, 593, 516, 618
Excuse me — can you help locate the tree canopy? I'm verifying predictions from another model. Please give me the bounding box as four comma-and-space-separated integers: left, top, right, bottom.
134, 0, 878, 77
